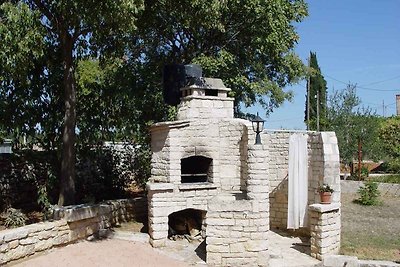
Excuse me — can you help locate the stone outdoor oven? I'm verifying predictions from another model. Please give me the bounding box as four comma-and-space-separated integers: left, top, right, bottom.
146, 72, 342, 266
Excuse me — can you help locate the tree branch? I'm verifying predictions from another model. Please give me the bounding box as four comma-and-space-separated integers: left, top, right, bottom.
31, 0, 59, 31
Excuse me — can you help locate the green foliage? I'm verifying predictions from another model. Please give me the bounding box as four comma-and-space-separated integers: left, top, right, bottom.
1, 0, 144, 205
1, 0, 309, 205
357, 180, 381, 206
305, 51, 328, 130
4, 208, 28, 228
133, 144, 151, 189
0, 2, 51, 148
137, 0, 308, 116
75, 145, 140, 203
361, 166, 369, 179
379, 117, 400, 173
0, 151, 59, 211
371, 174, 400, 184
327, 84, 385, 165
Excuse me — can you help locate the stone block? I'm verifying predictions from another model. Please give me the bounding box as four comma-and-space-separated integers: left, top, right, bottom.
206, 252, 222, 265
250, 231, 269, 240
4, 229, 29, 242
207, 244, 230, 253
207, 237, 232, 245
323, 255, 359, 267
0, 243, 8, 253
244, 240, 268, 252
53, 234, 69, 246
150, 238, 166, 248
149, 230, 168, 240
19, 236, 39, 245
206, 218, 235, 226
64, 205, 99, 222
6, 244, 35, 262
8, 240, 19, 249
35, 239, 53, 252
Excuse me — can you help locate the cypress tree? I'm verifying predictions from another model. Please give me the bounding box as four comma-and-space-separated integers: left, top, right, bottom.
305, 51, 328, 130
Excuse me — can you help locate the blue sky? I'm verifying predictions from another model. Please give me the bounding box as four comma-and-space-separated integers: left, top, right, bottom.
247, 0, 400, 130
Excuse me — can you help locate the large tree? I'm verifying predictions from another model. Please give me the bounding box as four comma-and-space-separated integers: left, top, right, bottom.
305, 51, 327, 130
327, 84, 384, 168
1, 0, 309, 205
134, 0, 308, 116
0, 0, 143, 205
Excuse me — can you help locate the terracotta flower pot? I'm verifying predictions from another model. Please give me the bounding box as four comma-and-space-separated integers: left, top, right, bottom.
320, 192, 332, 204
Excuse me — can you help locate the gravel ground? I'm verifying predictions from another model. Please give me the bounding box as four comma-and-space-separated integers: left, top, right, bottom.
10, 239, 190, 267
341, 193, 400, 262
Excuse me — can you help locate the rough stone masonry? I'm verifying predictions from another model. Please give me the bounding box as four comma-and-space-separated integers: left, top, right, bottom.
146, 77, 341, 266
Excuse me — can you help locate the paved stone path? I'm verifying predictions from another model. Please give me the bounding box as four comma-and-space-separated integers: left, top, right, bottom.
11, 229, 321, 267
268, 230, 321, 267
115, 229, 320, 267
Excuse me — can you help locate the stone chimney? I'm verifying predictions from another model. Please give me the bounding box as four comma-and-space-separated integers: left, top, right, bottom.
397, 94, 400, 116
177, 78, 234, 120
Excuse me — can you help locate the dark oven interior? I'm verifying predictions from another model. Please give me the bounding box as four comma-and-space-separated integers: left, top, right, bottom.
181, 156, 212, 183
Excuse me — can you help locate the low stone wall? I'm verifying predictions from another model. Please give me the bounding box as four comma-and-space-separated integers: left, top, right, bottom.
0, 197, 146, 265
309, 203, 341, 260
341, 180, 400, 197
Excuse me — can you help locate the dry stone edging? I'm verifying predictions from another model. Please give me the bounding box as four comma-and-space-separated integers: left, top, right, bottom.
322, 255, 400, 267
0, 197, 146, 265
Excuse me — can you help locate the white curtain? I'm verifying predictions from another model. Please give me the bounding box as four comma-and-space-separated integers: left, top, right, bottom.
287, 133, 309, 229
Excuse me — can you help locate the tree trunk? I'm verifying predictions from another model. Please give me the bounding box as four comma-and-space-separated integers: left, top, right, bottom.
58, 32, 76, 206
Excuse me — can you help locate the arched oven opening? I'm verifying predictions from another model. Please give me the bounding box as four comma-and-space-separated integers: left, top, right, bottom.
181, 156, 213, 183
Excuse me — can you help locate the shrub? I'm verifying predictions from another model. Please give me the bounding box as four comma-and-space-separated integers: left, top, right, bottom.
357, 180, 381, 205
361, 166, 369, 179
4, 208, 28, 228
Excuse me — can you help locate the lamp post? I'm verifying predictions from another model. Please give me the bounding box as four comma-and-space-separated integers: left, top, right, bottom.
251, 112, 265, 145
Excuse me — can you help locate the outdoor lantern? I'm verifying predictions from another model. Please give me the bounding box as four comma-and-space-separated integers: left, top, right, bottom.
251, 112, 265, 145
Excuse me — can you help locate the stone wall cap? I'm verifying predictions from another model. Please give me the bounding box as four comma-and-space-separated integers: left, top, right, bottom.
146, 182, 174, 191
309, 202, 341, 213
150, 120, 190, 132
64, 205, 100, 222
181, 77, 231, 92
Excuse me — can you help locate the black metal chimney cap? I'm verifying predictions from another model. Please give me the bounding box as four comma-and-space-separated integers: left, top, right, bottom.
162, 64, 203, 106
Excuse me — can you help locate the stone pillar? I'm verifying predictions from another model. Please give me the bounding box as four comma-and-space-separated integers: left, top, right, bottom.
320, 132, 341, 203
205, 144, 270, 267
147, 183, 174, 247
247, 144, 269, 201
246, 144, 270, 267
309, 203, 341, 260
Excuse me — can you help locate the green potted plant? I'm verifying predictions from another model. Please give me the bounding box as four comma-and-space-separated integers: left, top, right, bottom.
318, 184, 334, 204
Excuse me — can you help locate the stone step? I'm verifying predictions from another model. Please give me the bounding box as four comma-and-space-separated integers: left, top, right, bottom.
269, 258, 321, 267
112, 230, 149, 243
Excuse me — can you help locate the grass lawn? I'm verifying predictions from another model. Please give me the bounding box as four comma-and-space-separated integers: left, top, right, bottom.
341, 193, 400, 262
371, 174, 400, 184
